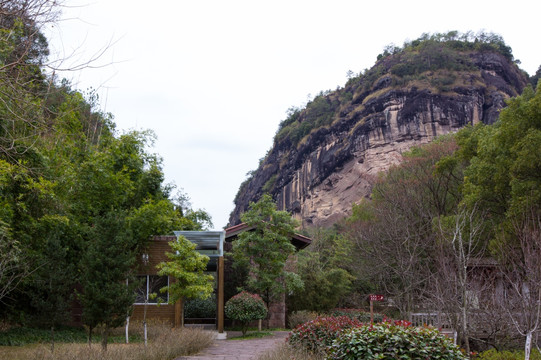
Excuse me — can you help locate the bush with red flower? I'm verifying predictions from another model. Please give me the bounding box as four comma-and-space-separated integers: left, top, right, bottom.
287, 316, 363, 353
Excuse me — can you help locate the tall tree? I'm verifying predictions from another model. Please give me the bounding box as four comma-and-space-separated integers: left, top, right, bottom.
231, 194, 303, 307
288, 228, 354, 313
497, 207, 541, 360
29, 215, 78, 352
432, 205, 487, 355
78, 212, 138, 350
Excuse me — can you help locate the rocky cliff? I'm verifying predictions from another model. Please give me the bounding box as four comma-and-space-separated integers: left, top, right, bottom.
229, 33, 530, 228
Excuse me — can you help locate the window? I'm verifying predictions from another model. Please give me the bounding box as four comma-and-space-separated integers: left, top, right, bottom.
135, 275, 169, 304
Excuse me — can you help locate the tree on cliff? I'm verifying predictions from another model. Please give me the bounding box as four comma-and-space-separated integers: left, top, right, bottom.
231, 194, 303, 308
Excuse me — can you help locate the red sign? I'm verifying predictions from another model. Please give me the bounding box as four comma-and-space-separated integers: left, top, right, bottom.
369, 294, 384, 301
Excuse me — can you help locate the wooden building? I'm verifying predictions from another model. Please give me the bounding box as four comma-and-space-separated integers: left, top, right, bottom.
131, 225, 311, 331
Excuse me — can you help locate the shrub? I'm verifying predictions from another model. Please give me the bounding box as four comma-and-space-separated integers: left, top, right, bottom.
328, 320, 467, 360
225, 291, 267, 336
477, 349, 541, 360
287, 316, 363, 353
184, 294, 216, 318
288, 310, 319, 329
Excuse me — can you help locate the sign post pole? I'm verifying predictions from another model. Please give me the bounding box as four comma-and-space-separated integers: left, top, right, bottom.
368, 294, 384, 324
370, 298, 374, 324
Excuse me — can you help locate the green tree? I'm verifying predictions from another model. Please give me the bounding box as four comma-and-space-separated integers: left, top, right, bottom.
231, 194, 303, 308
288, 228, 354, 312
156, 235, 214, 327
29, 215, 78, 352
78, 212, 138, 350
460, 84, 541, 227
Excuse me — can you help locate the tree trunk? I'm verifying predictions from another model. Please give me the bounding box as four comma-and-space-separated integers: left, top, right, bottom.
50, 325, 55, 353
143, 320, 148, 347
525, 331, 532, 360
101, 327, 109, 351
125, 316, 129, 344
88, 326, 93, 348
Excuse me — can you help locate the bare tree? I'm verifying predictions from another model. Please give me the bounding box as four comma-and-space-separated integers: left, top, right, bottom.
431, 205, 487, 354
346, 139, 462, 318
498, 208, 541, 360
0, 0, 118, 161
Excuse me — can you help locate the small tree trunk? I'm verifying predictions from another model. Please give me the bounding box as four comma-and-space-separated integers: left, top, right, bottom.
101, 327, 109, 351
525, 331, 532, 360
125, 316, 129, 344
50, 325, 55, 353
88, 326, 93, 348
143, 298, 148, 347
180, 298, 185, 327
143, 320, 148, 347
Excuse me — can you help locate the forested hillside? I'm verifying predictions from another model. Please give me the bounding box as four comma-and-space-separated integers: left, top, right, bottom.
230, 31, 534, 227
0, 0, 209, 329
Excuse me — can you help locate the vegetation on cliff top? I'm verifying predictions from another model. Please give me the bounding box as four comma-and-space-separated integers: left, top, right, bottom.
275, 31, 523, 149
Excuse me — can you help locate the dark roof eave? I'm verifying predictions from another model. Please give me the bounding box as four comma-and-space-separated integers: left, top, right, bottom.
224, 223, 311, 250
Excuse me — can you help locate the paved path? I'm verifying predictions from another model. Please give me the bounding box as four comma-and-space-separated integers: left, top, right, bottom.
177, 331, 289, 360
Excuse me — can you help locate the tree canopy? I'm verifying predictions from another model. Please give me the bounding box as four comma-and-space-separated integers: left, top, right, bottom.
231, 194, 303, 305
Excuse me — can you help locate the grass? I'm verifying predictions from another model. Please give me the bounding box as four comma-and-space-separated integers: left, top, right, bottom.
0, 326, 139, 346
228, 331, 274, 340
0, 325, 215, 360
257, 343, 325, 360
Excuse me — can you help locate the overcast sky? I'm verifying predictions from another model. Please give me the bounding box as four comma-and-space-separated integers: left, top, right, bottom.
46, 0, 541, 230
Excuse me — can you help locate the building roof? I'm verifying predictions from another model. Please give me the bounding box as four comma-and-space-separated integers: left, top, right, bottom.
224, 223, 311, 250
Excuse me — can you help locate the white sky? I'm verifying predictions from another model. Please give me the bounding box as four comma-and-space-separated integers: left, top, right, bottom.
46, 0, 541, 230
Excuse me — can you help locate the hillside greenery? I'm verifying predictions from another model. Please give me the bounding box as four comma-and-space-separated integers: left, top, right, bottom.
0, 0, 211, 347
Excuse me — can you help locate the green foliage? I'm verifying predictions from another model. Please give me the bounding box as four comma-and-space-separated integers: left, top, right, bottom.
459, 84, 541, 226
184, 294, 216, 318
0, 0, 213, 333
288, 229, 354, 313
0, 326, 137, 346
477, 349, 541, 360
78, 211, 138, 348
225, 291, 268, 335
328, 321, 467, 360
262, 174, 277, 193
28, 215, 78, 337
232, 194, 302, 304
156, 235, 214, 305
275, 91, 340, 146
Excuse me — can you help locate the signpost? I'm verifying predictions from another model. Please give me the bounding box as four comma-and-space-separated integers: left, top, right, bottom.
369, 294, 384, 323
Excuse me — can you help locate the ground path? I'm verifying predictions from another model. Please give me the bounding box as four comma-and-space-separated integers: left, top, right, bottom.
177, 331, 289, 360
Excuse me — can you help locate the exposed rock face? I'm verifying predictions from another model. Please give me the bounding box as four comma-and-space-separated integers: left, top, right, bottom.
229, 50, 528, 228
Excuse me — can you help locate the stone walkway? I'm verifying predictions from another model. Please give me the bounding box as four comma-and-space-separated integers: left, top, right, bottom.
177, 331, 289, 360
